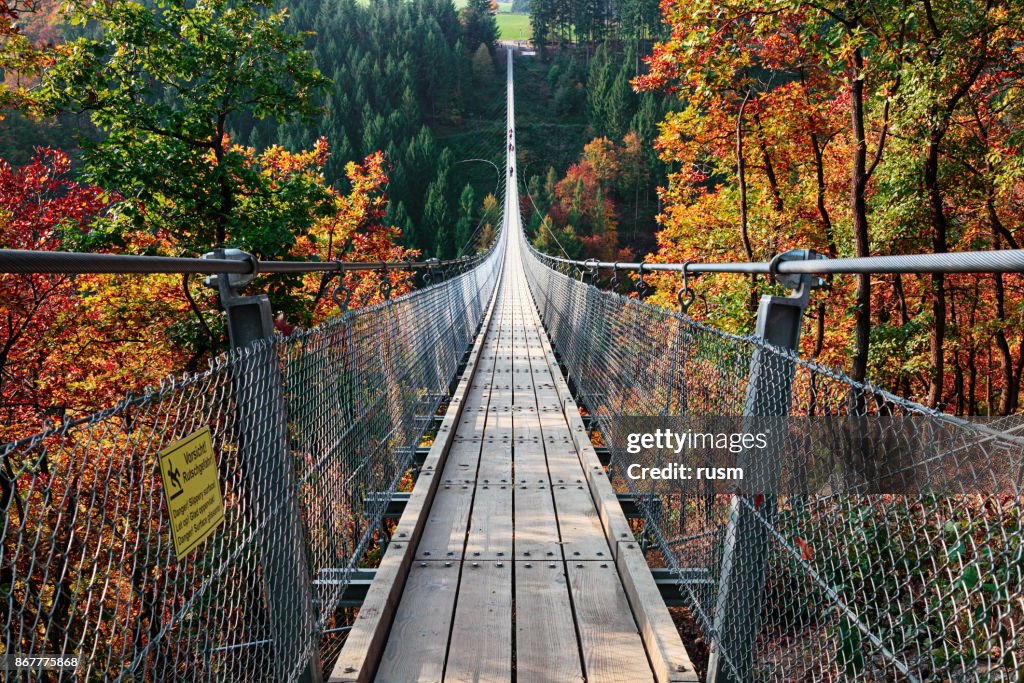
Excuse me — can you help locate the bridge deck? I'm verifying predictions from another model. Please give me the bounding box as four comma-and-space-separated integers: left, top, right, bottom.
376, 246, 655, 683
329, 48, 695, 683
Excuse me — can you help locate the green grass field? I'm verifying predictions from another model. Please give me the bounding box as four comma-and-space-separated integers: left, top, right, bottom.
375, 1, 528, 41
450, 1, 529, 41
496, 13, 531, 40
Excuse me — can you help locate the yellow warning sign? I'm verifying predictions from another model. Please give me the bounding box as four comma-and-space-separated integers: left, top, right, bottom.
158, 426, 224, 558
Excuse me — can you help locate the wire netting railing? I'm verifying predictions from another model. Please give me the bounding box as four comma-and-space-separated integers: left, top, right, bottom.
0, 240, 503, 681
523, 237, 1024, 683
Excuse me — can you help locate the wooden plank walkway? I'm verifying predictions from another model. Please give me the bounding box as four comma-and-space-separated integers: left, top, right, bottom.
373, 244, 651, 683
329, 48, 696, 683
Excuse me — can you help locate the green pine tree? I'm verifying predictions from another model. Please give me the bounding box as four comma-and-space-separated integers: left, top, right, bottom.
472, 43, 496, 85
461, 0, 499, 54
424, 148, 455, 256
455, 183, 477, 255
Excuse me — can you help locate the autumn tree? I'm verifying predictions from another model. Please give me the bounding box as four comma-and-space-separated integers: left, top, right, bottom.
476, 193, 501, 254
551, 160, 619, 260
582, 136, 620, 186
882, 1, 1017, 407
35, 0, 329, 254
0, 0, 52, 114
0, 149, 113, 439
638, 0, 1024, 413
293, 150, 419, 323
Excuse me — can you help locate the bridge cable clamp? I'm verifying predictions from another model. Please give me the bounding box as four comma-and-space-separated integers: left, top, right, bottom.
768, 249, 828, 293
200, 248, 258, 291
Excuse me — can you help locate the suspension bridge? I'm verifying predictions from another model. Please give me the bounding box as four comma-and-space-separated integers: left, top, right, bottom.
1, 48, 1023, 683
328, 54, 694, 683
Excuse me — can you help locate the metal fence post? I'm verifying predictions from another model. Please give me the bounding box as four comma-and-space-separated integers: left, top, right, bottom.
706, 250, 824, 683
205, 249, 323, 683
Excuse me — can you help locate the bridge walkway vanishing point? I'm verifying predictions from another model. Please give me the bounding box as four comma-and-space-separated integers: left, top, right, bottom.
329, 50, 697, 683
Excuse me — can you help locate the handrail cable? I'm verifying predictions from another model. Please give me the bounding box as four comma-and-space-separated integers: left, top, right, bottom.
0, 249, 486, 276
6, 244, 1024, 278
533, 248, 1024, 275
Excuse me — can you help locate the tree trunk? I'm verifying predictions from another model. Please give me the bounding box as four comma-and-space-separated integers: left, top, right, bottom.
967, 279, 978, 415
735, 92, 757, 313
753, 110, 783, 213
736, 93, 753, 262
813, 302, 825, 358
987, 345, 993, 415
213, 118, 232, 247
949, 290, 962, 415
967, 344, 977, 416
1014, 342, 1024, 414
924, 135, 947, 409
849, 48, 871, 387
990, 209, 1016, 415
810, 132, 837, 258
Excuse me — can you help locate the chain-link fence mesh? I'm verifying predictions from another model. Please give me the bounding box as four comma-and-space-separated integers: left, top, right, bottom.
0, 246, 502, 681
523, 239, 1024, 683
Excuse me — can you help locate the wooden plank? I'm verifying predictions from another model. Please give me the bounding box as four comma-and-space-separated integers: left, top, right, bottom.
543, 445, 587, 484
511, 404, 546, 448
464, 479, 513, 560
476, 442, 512, 482
515, 561, 585, 683
415, 486, 474, 561
482, 385, 516, 428
374, 561, 460, 683
551, 483, 613, 561
616, 542, 700, 682
543, 430, 576, 451
511, 426, 548, 475
512, 482, 561, 560
567, 561, 655, 683
441, 441, 483, 481
444, 561, 513, 682
560, 403, 637, 556
457, 402, 492, 429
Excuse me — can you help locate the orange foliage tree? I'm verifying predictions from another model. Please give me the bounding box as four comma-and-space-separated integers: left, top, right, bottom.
533, 137, 634, 263
1, 143, 415, 442
637, 0, 1024, 414
0, 148, 115, 440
